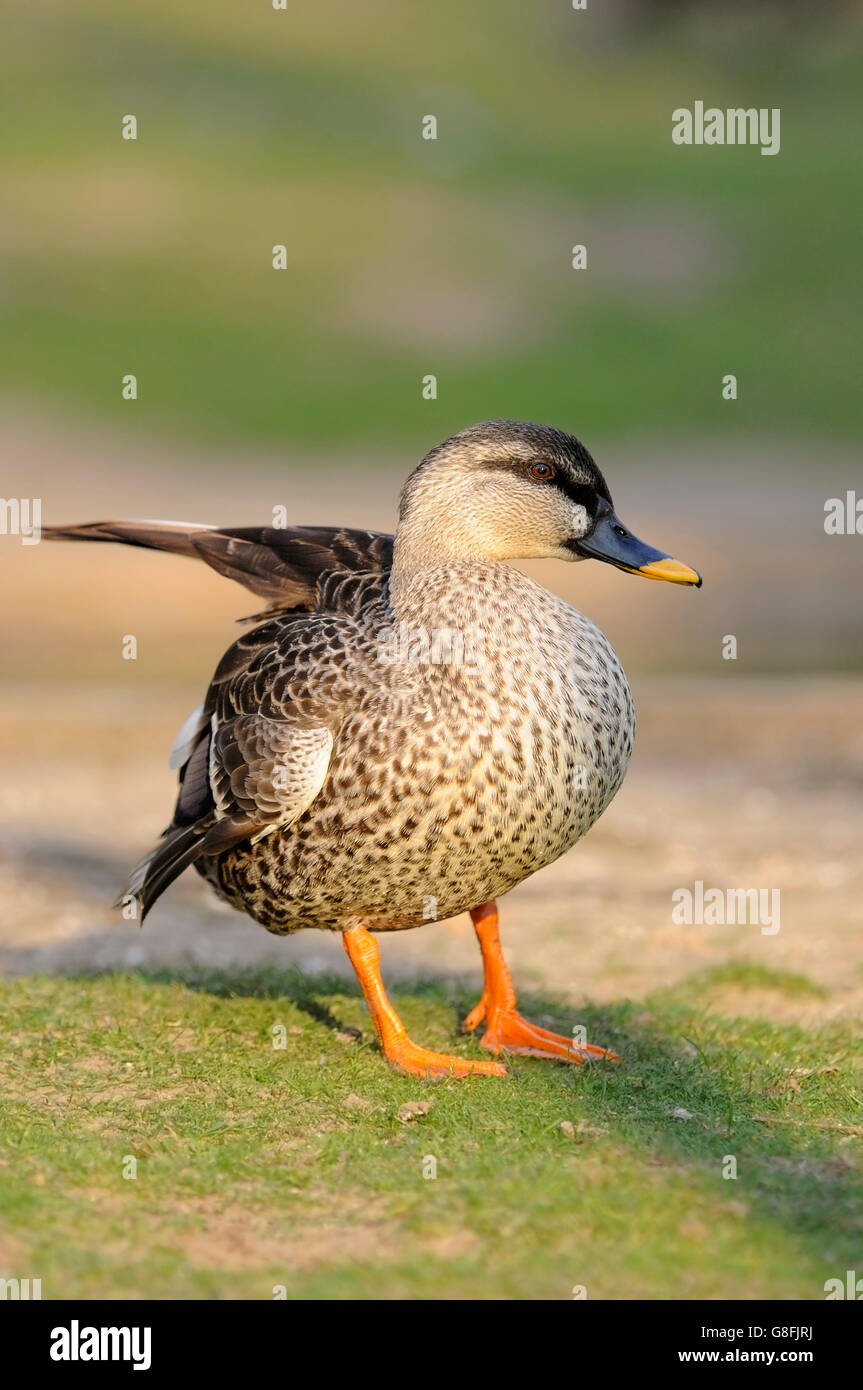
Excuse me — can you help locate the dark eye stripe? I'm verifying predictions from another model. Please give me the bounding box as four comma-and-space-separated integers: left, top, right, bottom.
558, 478, 601, 517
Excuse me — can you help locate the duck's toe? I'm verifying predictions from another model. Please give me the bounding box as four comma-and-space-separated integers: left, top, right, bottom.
479, 1010, 619, 1065
386, 1038, 507, 1080
462, 992, 489, 1032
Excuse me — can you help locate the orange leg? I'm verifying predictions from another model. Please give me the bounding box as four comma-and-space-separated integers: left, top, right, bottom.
464, 901, 619, 1064
343, 925, 506, 1079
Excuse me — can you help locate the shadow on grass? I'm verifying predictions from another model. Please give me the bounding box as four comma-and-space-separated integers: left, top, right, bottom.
29, 959, 863, 1283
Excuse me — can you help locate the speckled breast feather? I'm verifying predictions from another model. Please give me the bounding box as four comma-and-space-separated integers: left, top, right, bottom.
202, 560, 634, 934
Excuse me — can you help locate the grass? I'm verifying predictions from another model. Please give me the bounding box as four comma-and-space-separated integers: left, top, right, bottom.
2, 963, 861, 1299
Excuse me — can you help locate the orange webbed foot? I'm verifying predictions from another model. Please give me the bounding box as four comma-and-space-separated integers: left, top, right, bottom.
477, 1009, 619, 1065
386, 1037, 506, 1079
465, 901, 619, 1066
342, 925, 506, 1080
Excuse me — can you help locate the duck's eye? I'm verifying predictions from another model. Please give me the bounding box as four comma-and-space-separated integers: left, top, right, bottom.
530, 461, 554, 481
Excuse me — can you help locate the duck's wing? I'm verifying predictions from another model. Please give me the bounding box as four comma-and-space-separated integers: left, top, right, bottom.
126, 612, 352, 919
45, 520, 394, 611
48, 518, 392, 917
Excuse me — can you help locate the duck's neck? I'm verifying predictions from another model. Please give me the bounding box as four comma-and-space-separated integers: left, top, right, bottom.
389, 547, 518, 630
390, 514, 512, 617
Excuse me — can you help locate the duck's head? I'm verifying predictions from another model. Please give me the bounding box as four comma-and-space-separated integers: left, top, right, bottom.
396, 420, 701, 586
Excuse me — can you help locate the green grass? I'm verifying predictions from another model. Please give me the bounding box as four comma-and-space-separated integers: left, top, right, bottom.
2, 965, 861, 1299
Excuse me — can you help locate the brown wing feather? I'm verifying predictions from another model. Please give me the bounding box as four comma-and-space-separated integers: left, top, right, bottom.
46, 520, 393, 612
51, 518, 388, 917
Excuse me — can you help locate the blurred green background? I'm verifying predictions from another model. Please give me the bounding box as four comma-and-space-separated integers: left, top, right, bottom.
4, 0, 862, 449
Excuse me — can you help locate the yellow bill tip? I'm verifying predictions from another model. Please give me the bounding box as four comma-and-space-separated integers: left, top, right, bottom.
636, 557, 702, 587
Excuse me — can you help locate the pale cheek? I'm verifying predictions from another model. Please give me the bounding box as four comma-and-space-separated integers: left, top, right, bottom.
569, 505, 590, 539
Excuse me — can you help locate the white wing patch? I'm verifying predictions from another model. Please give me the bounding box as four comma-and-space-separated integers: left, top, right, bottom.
259, 724, 334, 831
169, 704, 208, 770
208, 713, 333, 840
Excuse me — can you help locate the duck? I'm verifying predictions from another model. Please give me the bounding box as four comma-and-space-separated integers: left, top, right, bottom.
46, 420, 701, 1079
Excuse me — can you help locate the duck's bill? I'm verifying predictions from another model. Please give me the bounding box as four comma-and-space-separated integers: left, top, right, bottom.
572, 510, 702, 587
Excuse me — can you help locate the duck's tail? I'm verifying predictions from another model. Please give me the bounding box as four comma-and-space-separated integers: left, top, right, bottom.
120, 809, 256, 921
119, 823, 207, 922
44, 518, 214, 558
